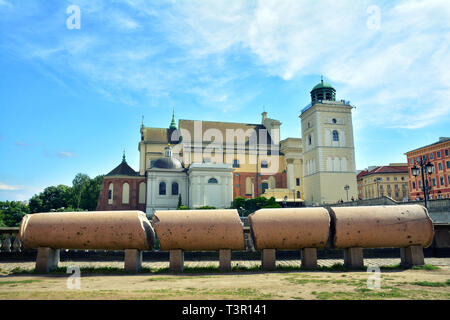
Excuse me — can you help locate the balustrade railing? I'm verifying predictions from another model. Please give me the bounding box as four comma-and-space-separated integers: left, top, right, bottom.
0, 227, 22, 252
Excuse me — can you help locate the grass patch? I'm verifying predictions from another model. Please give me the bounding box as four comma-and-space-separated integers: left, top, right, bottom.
313, 287, 409, 300
0, 280, 42, 286
410, 280, 450, 287
412, 264, 440, 271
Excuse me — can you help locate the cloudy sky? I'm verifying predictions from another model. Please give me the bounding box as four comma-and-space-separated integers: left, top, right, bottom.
1, 0, 449, 201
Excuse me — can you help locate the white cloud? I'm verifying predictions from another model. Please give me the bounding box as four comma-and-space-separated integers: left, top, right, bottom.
3, 0, 449, 128
0, 182, 23, 191
56, 151, 76, 159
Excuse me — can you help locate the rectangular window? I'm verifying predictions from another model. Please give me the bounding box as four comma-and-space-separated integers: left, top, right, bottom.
296, 178, 300, 186
432, 178, 436, 187
447, 161, 450, 169
261, 160, 268, 168
386, 177, 390, 181
448, 175, 450, 184
394, 177, 398, 181
440, 177, 444, 186
232, 159, 240, 168
412, 181, 416, 189
430, 153, 434, 160
437, 151, 441, 158
410, 158, 414, 165
439, 163, 443, 171
446, 149, 449, 156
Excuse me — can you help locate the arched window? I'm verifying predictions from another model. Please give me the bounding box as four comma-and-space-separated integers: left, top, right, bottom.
268, 176, 276, 189
159, 182, 166, 195
308, 135, 312, 145
108, 183, 114, 205
122, 182, 130, 204
138, 182, 146, 204
208, 178, 218, 184
172, 182, 179, 195
261, 182, 268, 194
245, 177, 253, 195
332, 130, 339, 141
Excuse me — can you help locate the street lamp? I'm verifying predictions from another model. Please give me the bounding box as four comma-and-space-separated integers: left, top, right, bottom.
283, 196, 288, 208
411, 158, 434, 208
344, 185, 350, 202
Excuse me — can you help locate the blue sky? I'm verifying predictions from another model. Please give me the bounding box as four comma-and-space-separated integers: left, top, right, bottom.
1, 0, 449, 201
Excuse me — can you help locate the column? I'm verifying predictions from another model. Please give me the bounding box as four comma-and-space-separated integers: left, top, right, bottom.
219, 249, 232, 272
400, 246, 425, 267
35, 247, 60, 273
170, 249, 184, 272
124, 249, 142, 273
261, 249, 276, 271
344, 247, 364, 269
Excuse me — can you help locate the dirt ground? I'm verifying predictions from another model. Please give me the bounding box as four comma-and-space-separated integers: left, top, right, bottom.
0, 261, 449, 300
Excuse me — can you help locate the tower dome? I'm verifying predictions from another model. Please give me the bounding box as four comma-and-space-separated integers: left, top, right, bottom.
310, 77, 336, 104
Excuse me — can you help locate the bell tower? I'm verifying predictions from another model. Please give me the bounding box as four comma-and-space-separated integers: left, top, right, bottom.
300, 78, 357, 205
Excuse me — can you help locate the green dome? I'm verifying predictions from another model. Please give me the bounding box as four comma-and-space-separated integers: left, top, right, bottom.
312, 80, 334, 91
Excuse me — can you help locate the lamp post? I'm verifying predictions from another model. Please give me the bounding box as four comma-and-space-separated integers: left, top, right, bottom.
344, 185, 350, 202
411, 158, 434, 209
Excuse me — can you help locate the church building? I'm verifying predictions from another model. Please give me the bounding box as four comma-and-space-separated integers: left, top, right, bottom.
96, 79, 358, 215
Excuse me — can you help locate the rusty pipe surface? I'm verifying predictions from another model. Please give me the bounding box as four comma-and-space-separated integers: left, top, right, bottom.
152, 209, 245, 251
19, 211, 154, 250
330, 205, 434, 249
248, 208, 330, 250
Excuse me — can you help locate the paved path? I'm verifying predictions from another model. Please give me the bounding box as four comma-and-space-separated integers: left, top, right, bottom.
1, 258, 449, 272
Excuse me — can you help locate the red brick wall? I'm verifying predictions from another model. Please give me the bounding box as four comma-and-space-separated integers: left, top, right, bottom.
232, 171, 287, 199
96, 177, 146, 211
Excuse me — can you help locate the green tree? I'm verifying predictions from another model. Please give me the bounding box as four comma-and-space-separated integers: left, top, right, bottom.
0, 201, 30, 227
79, 175, 103, 211
71, 173, 91, 208
29, 194, 43, 213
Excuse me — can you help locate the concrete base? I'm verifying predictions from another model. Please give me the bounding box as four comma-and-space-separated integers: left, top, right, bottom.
124, 249, 142, 273
35, 247, 60, 273
400, 246, 425, 267
170, 249, 184, 272
261, 249, 276, 271
344, 247, 364, 269
301, 248, 318, 269
219, 249, 232, 272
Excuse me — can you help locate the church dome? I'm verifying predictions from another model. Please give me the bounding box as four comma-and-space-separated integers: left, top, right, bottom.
310, 77, 336, 104
312, 81, 334, 91
151, 157, 184, 169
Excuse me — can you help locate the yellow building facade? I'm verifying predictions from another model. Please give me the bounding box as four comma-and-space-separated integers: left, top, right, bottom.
357, 163, 409, 201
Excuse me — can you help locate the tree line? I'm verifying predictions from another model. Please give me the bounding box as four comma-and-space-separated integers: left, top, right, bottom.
0, 173, 103, 227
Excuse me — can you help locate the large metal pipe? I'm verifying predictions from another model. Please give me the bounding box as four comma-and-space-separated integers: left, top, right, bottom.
248, 208, 330, 250
330, 205, 434, 249
19, 211, 154, 250
152, 209, 245, 251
